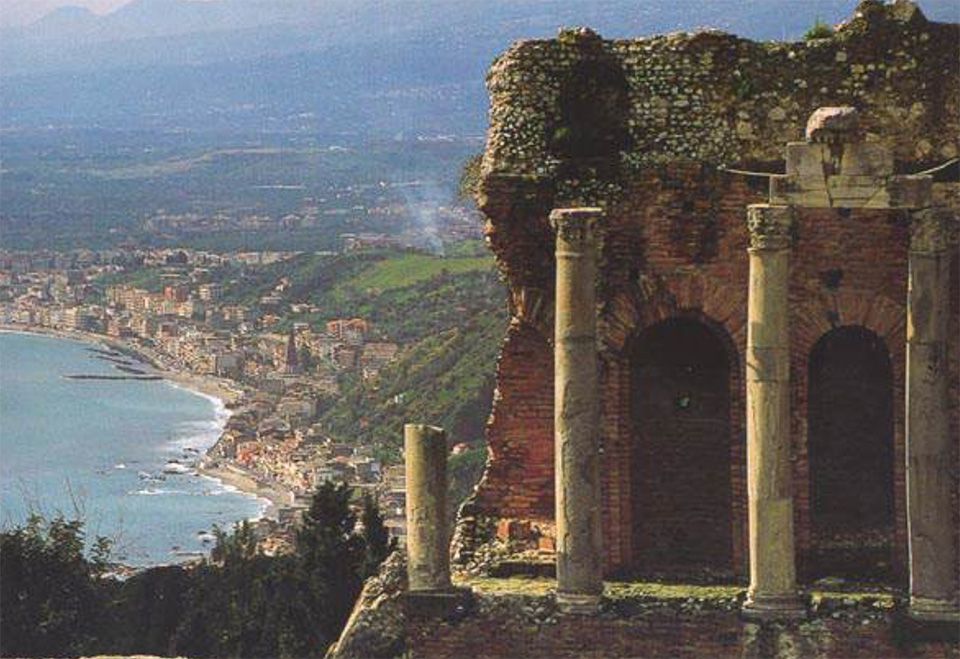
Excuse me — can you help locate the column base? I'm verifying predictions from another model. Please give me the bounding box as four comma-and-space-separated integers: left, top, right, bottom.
557, 591, 601, 615
741, 591, 808, 622
908, 597, 960, 623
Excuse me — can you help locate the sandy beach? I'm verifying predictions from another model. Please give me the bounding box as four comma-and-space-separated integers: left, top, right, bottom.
199, 463, 291, 520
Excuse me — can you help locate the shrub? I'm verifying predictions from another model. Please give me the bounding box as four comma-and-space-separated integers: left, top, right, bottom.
805, 18, 834, 40
0, 514, 112, 657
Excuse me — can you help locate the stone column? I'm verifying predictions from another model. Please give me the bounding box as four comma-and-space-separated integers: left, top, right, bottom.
404, 423, 451, 592
551, 207, 604, 614
906, 208, 959, 622
742, 204, 806, 621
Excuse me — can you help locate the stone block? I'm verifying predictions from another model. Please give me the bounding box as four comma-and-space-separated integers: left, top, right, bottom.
769, 175, 831, 208
826, 174, 888, 207
894, 607, 960, 643
888, 176, 933, 209
785, 142, 827, 178
840, 142, 894, 176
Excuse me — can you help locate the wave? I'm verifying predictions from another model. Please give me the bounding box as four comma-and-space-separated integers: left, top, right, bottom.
2, 331, 262, 566
162, 382, 232, 454
166, 422, 222, 453
164, 381, 231, 422
131, 487, 190, 496
196, 472, 271, 521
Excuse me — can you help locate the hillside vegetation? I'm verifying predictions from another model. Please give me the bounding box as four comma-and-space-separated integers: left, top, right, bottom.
98, 244, 508, 492
307, 247, 508, 458
321, 308, 505, 461
217, 245, 504, 342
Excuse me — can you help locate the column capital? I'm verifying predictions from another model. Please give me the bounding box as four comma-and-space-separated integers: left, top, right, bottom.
551, 207, 603, 248
910, 207, 952, 254
747, 204, 795, 251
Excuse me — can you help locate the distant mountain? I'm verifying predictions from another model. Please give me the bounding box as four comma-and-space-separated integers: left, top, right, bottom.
30, 5, 101, 33
1, 0, 958, 136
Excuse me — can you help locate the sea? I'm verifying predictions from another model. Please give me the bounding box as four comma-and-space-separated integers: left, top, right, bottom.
0, 331, 267, 566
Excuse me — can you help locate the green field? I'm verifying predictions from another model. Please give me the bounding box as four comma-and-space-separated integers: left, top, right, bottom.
339, 253, 494, 293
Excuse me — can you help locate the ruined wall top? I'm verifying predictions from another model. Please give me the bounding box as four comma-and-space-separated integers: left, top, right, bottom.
481, 0, 959, 189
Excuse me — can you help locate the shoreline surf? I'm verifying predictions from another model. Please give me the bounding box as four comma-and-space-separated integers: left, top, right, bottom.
0, 328, 272, 565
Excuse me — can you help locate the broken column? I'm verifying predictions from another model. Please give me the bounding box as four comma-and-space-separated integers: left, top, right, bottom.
742, 204, 806, 621
404, 423, 451, 592
905, 208, 959, 621
551, 207, 604, 614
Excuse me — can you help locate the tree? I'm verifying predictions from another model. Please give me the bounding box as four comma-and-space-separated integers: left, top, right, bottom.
296, 481, 365, 642
804, 17, 834, 40
0, 514, 112, 657
172, 526, 322, 659
209, 519, 258, 565
299, 344, 316, 372
2, 490, 397, 658
359, 492, 396, 579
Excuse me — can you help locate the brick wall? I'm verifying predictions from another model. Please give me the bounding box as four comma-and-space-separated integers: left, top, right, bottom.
468, 1, 960, 587
407, 603, 960, 659
473, 163, 959, 582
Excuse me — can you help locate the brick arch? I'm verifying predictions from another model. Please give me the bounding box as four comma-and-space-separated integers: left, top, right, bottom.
600, 273, 749, 576
788, 293, 908, 582
600, 271, 747, 356
791, 292, 906, 366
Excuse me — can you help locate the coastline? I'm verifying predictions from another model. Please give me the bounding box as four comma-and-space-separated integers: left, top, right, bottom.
0, 323, 279, 524
0, 323, 243, 405
198, 463, 290, 521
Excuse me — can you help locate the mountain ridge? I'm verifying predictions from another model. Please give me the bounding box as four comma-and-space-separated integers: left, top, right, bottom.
2, 1, 958, 136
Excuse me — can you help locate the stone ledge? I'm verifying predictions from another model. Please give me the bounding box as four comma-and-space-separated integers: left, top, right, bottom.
403, 588, 475, 621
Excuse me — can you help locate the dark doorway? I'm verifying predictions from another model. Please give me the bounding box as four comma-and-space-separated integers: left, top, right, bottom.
631, 318, 733, 574
808, 326, 895, 582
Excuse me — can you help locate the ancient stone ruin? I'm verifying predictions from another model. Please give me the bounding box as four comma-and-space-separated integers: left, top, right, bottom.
333, 2, 959, 656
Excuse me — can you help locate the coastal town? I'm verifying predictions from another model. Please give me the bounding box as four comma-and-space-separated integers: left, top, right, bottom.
0, 236, 486, 557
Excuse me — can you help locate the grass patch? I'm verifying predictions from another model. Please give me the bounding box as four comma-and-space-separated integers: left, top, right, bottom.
95, 268, 169, 292
460, 576, 895, 607
457, 576, 555, 597
459, 576, 744, 601
607, 581, 744, 601
340, 253, 493, 293
811, 591, 895, 607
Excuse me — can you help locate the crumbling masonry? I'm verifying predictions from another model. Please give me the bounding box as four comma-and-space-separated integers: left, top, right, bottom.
459, 0, 959, 618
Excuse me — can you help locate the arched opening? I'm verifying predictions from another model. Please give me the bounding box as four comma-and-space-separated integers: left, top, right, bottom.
808, 326, 895, 582
630, 317, 733, 574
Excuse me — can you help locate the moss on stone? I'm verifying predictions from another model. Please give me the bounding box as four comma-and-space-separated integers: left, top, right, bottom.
606, 581, 744, 602
456, 575, 555, 597
460, 575, 899, 611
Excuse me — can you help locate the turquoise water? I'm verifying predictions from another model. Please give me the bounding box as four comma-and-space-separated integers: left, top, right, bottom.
0, 331, 265, 566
